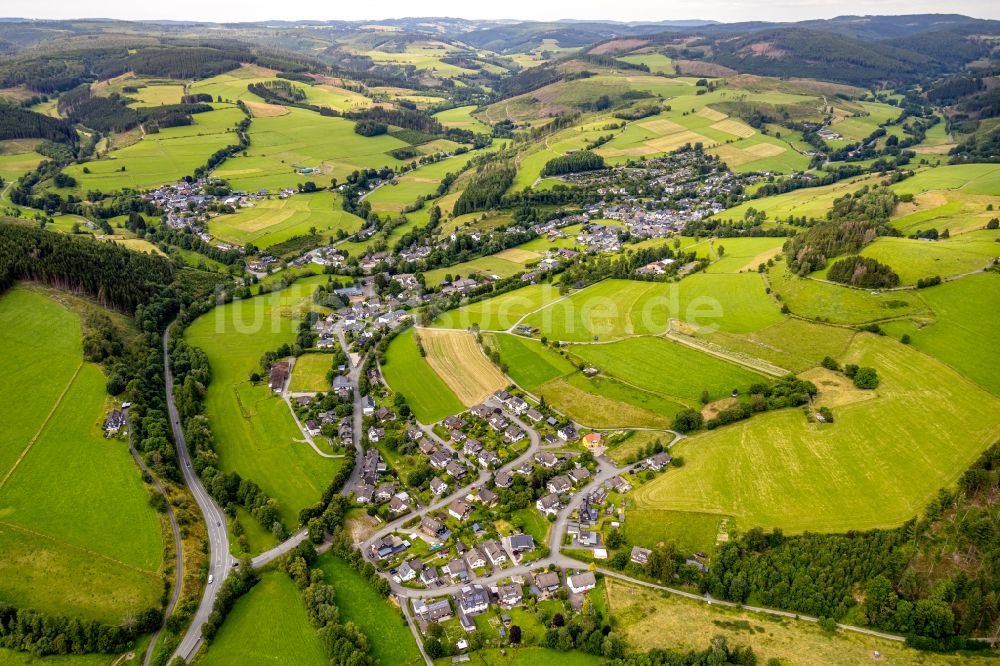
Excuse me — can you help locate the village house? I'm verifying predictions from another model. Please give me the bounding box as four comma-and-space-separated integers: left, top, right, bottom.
398, 558, 423, 582
354, 483, 374, 504
413, 597, 452, 622
420, 566, 439, 586
449, 499, 473, 521
547, 475, 572, 494
557, 425, 578, 441
443, 558, 468, 582
631, 546, 652, 565
371, 535, 409, 559
605, 475, 632, 493
502, 534, 535, 558
534, 571, 561, 595
646, 452, 673, 471
569, 467, 591, 484
420, 515, 448, 540
567, 571, 597, 594
477, 449, 500, 469
367, 427, 384, 443
430, 476, 449, 496
525, 408, 544, 423
478, 488, 498, 506
482, 539, 507, 566
429, 450, 451, 469
463, 438, 483, 457
458, 584, 490, 616
536, 493, 561, 516
496, 583, 523, 608
504, 425, 525, 443
465, 547, 487, 570
361, 396, 375, 415
494, 470, 514, 488
389, 495, 409, 516
534, 451, 558, 468
103, 409, 125, 434
446, 461, 467, 480
582, 432, 603, 449
374, 482, 396, 503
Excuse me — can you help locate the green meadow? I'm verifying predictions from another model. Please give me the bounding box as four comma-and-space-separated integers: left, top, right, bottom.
537, 373, 679, 429
704, 317, 857, 373
365, 151, 480, 213
0, 287, 162, 623
381, 328, 464, 423
199, 572, 327, 666
184, 276, 345, 526
63, 105, 246, 192
208, 190, 364, 248
213, 108, 407, 191
287, 353, 333, 393
768, 263, 930, 325
623, 509, 723, 555
432, 283, 562, 331
882, 272, 1000, 396
189, 66, 373, 112
485, 332, 577, 390
704, 237, 786, 273
316, 554, 423, 665
433, 105, 492, 135
632, 334, 1000, 533
421, 253, 529, 286
844, 235, 1000, 285
568, 336, 767, 404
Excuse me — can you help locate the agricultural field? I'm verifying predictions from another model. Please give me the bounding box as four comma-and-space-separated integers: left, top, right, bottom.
208, 190, 364, 248
381, 328, 464, 423
184, 276, 345, 526
287, 353, 333, 393
837, 234, 1000, 285
567, 336, 767, 405
0, 286, 162, 623
416, 328, 509, 406
62, 105, 247, 192
0, 140, 45, 185
704, 237, 786, 273
432, 283, 562, 330
188, 66, 373, 112
523, 274, 782, 342
536, 373, 677, 429
617, 53, 675, 74
882, 272, 1000, 395
212, 108, 407, 192
827, 100, 903, 143
768, 263, 931, 325
199, 572, 327, 666
433, 105, 492, 135
421, 253, 529, 286
607, 579, 988, 666
704, 317, 857, 374
632, 334, 1000, 534
485, 332, 577, 390
364, 150, 481, 214
316, 554, 423, 665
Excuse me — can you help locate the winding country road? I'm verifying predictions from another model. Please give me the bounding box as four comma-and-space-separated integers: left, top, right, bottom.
163, 326, 235, 663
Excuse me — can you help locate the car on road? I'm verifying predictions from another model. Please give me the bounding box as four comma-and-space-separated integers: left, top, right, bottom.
208, 574, 214, 584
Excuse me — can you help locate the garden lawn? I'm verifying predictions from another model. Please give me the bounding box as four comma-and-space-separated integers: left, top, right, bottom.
568, 336, 766, 404
631, 334, 1000, 533
0, 286, 162, 623
184, 276, 344, 526
382, 328, 464, 423
208, 190, 364, 248
199, 572, 327, 666
432, 284, 562, 331
316, 554, 423, 665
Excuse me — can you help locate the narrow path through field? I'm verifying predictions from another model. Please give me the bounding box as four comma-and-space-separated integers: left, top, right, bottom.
0, 361, 83, 490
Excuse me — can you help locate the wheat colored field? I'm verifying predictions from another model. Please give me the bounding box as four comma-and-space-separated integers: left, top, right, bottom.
418, 328, 509, 405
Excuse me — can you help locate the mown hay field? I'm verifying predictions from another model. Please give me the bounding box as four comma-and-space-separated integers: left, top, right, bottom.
417, 328, 508, 406
381, 328, 464, 423
208, 190, 364, 248
432, 284, 562, 331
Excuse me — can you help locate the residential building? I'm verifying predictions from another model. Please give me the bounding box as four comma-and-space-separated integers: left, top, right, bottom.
449, 499, 473, 521
458, 584, 490, 615
497, 583, 523, 608
568, 571, 597, 594
631, 546, 651, 565
536, 493, 561, 516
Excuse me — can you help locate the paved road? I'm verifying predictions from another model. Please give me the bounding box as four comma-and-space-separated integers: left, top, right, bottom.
126, 410, 182, 666
164, 326, 235, 663
336, 325, 368, 497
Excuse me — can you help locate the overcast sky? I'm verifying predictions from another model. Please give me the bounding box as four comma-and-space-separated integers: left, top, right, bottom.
4, 0, 997, 24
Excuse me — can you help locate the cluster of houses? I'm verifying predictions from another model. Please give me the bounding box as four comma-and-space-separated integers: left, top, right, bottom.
411, 568, 597, 633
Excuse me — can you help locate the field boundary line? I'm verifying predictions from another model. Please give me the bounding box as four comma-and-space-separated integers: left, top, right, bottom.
663, 329, 788, 377
0, 520, 160, 576
0, 361, 84, 491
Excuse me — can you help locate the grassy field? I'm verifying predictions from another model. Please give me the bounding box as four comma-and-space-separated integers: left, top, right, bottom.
382, 328, 464, 423
188, 65, 373, 112
365, 151, 480, 214
523, 275, 782, 341
417, 328, 509, 406
568, 336, 767, 405
632, 334, 1000, 533
434, 648, 602, 666
536, 373, 677, 429
704, 237, 786, 274
287, 353, 332, 393
622, 509, 723, 554
485, 333, 577, 391
422, 254, 528, 286
62, 105, 246, 192
768, 263, 931, 325
316, 554, 423, 665
432, 284, 562, 331
184, 277, 345, 526
208, 190, 364, 248
841, 235, 1000, 285
433, 105, 492, 135
212, 108, 407, 192
704, 318, 857, 373
607, 578, 987, 666
0, 286, 162, 623
199, 572, 327, 666
882, 272, 1000, 395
